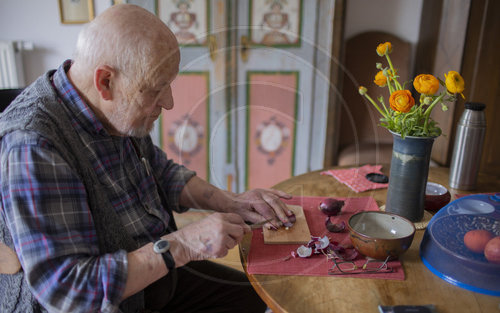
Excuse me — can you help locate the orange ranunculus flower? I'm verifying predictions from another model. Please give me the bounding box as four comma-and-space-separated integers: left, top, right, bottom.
374, 71, 387, 87
413, 74, 439, 95
376, 42, 392, 56
374, 70, 394, 87
445, 71, 465, 95
389, 90, 415, 113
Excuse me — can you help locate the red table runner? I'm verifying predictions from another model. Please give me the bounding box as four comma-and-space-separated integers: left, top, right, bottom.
247, 196, 405, 280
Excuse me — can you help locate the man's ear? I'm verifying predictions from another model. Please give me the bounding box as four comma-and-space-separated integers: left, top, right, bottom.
94, 65, 116, 101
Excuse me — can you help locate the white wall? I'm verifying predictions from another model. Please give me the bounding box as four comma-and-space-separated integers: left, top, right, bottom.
0, 0, 111, 85
0, 0, 423, 86
344, 0, 423, 43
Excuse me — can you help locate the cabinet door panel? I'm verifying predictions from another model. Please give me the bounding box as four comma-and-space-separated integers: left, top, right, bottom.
161, 73, 210, 180
246, 72, 298, 189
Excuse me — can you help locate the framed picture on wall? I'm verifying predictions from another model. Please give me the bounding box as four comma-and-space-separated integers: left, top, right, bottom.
111, 0, 157, 15
249, 0, 303, 47
58, 0, 95, 24
157, 0, 210, 46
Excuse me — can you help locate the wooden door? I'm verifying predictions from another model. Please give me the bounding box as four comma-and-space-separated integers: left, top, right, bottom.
153, 0, 228, 187
149, 0, 338, 192
232, 0, 337, 192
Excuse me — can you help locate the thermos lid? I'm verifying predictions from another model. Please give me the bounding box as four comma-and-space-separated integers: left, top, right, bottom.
465, 102, 486, 111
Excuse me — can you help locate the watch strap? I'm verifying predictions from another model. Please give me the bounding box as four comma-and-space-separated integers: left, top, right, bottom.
154, 239, 175, 271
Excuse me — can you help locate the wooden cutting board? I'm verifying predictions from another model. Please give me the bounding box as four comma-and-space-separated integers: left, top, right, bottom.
263, 205, 311, 244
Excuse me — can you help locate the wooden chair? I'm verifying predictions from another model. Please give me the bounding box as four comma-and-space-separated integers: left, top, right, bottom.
336, 31, 411, 166
1, 88, 24, 274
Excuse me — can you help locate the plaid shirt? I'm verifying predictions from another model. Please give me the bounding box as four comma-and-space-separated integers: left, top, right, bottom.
0, 61, 195, 312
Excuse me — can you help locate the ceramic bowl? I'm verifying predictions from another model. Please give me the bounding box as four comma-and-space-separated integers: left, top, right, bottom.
425, 182, 451, 211
347, 211, 416, 260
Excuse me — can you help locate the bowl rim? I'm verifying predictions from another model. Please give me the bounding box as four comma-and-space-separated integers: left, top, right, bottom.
347, 211, 416, 240
426, 181, 450, 196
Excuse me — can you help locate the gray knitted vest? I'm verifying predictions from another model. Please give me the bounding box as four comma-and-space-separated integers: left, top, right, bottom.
0, 71, 145, 312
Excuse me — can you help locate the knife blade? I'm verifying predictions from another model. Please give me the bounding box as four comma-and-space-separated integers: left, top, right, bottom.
249, 218, 274, 229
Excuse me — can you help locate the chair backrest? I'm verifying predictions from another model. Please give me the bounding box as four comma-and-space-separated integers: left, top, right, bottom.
0, 88, 24, 274
338, 31, 411, 150
0, 88, 23, 112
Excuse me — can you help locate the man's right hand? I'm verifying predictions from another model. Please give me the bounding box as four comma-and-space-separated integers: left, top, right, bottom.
164, 212, 251, 268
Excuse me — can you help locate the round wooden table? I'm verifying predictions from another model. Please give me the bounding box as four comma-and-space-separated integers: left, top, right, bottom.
239, 166, 500, 313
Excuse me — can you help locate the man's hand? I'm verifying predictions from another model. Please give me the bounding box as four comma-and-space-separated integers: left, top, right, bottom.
225, 188, 293, 230
164, 212, 251, 268
179, 177, 293, 231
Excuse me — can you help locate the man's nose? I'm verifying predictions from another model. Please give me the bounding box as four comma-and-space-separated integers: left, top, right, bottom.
160, 88, 174, 110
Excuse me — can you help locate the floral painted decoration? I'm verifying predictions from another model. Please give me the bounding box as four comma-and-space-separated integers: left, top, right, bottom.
359, 41, 466, 138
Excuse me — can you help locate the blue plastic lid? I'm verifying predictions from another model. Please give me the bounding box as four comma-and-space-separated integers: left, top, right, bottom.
420, 194, 500, 296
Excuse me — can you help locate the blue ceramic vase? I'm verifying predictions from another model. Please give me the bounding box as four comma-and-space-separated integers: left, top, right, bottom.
385, 131, 436, 222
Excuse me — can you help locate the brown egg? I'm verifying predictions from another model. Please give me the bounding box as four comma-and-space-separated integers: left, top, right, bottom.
463, 229, 494, 253
484, 236, 500, 264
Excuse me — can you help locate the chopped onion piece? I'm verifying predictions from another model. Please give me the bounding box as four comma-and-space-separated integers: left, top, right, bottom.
296, 245, 313, 258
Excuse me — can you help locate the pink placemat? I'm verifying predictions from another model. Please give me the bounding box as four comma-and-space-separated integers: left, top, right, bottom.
247, 196, 405, 280
320, 165, 389, 193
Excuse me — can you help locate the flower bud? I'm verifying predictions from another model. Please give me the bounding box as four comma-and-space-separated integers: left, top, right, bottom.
376, 42, 392, 56
423, 97, 432, 105
374, 71, 387, 87
358, 86, 367, 95
376, 63, 383, 69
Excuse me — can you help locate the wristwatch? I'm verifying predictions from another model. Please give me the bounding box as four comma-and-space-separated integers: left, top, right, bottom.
153, 239, 175, 271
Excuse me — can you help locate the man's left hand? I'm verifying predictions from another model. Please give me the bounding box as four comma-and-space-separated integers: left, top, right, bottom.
226, 189, 293, 230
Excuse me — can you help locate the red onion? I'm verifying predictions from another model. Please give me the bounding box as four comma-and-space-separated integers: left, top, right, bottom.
318, 198, 345, 216
283, 212, 296, 228
325, 217, 346, 233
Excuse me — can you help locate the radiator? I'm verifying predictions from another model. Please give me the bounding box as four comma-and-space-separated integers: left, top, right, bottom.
0, 41, 26, 89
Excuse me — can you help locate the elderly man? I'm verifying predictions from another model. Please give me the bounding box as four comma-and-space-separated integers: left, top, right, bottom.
0, 4, 294, 313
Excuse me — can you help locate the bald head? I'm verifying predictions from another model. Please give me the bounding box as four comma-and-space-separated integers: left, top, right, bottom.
72, 4, 179, 91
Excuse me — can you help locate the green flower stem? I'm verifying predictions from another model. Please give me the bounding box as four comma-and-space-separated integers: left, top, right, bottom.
423, 93, 446, 133
385, 54, 402, 90
364, 93, 389, 119
386, 77, 395, 94
380, 97, 391, 116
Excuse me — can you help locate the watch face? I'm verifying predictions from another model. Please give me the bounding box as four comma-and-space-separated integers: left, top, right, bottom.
154, 240, 170, 253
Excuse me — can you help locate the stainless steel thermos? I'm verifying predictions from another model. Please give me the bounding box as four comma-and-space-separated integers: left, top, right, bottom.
449, 102, 486, 190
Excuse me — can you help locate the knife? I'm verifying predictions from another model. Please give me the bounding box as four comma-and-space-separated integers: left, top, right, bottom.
249, 218, 275, 229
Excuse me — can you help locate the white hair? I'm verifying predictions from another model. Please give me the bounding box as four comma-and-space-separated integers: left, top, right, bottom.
72, 5, 176, 92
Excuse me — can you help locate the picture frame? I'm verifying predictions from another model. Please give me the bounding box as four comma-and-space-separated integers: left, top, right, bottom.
157, 0, 210, 46
111, 0, 157, 15
58, 0, 95, 24
249, 0, 303, 48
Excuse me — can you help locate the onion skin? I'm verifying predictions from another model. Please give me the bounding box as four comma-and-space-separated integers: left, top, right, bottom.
325, 217, 346, 233
484, 236, 500, 264
319, 198, 345, 216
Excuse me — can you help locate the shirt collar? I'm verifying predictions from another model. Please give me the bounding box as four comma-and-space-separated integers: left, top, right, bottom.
52, 60, 106, 135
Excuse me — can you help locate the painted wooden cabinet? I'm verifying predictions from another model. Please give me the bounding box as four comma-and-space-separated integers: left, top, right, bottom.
149, 0, 338, 192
